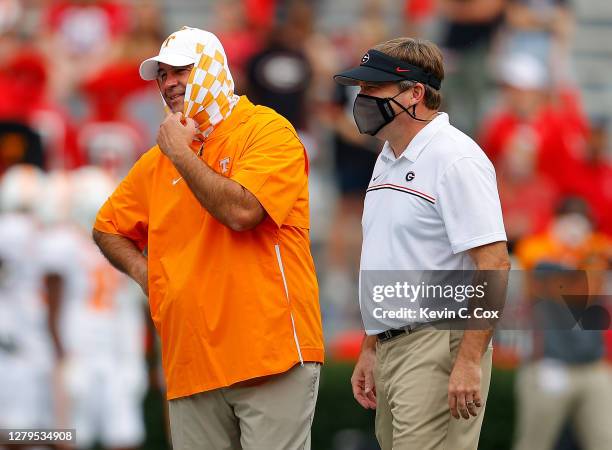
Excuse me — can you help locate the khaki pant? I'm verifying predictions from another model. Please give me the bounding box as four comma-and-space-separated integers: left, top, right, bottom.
374, 328, 492, 450
168, 363, 320, 450
514, 360, 612, 450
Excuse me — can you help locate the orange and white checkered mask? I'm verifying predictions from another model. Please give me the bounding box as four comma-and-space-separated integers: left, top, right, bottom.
182, 32, 240, 140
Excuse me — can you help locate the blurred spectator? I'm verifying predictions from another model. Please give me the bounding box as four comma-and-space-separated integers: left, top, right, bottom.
512, 262, 612, 450
0, 50, 82, 171
515, 197, 612, 272
245, 0, 313, 132
495, 128, 559, 251
513, 197, 612, 450
107, 1, 167, 148
78, 63, 149, 178
480, 53, 550, 161
318, 17, 385, 332
0, 122, 44, 173
118, 0, 165, 65
402, 0, 437, 37
560, 117, 612, 236
482, 53, 562, 248
300, 5, 339, 106
479, 53, 589, 199
437, 0, 506, 135
499, 0, 574, 84
213, 0, 264, 92
39, 0, 131, 102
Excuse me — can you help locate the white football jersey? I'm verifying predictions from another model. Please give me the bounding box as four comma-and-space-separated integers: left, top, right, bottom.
0, 213, 51, 366
37, 225, 145, 362
0, 213, 54, 429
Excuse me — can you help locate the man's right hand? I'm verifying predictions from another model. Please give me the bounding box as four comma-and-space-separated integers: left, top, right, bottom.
351, 336, 377, 409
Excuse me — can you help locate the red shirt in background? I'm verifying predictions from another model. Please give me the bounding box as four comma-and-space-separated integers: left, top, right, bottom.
0, 51, 82, 170
479, 91, 588, 185
45, 1, 131, 39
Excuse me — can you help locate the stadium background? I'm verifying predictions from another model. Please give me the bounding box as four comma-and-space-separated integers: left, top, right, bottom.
1, 0, 612, 449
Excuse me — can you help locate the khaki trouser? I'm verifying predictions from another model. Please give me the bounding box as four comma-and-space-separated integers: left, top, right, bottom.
374, 328, 492, 450
514, 360, 612, 450
168, 363, 320, 450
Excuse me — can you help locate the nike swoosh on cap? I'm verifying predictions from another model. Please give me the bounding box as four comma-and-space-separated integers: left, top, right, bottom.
396, 67, 411, 72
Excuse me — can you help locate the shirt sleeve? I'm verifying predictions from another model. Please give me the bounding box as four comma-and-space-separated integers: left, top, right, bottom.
436, 156, 507, 254
93, 152, 151, 250
230, 117, 308, 227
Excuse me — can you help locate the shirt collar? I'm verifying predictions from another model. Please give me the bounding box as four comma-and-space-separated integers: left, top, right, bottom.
380, 112, 449, 163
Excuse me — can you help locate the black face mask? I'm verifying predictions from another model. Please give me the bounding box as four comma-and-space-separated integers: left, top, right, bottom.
353, 91, 430, 136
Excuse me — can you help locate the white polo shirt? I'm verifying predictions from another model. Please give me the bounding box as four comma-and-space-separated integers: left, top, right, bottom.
359, 113, 506, 333
360, 112, 506, 272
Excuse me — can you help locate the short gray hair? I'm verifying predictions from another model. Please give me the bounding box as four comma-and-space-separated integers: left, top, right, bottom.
398, 80, 416, 92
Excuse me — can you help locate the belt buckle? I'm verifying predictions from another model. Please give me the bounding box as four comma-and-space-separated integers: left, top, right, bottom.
383, 330, 394, 340
401, 324, 415, 334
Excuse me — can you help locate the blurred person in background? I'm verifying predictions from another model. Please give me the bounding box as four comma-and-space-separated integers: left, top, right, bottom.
479, 52, 589, 197
0, 50, 81, 171
0, 122, 44, 174
93, 26, 323, 449
515, 197, 612, 272
559, 117, 612, 236
479, 52, 551, 164
112, 0, 167, 148
78, 64, 149, 179
212, 0, 264, 92
480, 53, 561, 250
244, 0, 336, 260
319, 16, 385, 334
0, 165, 55, 444
245, 0, 313, 139
513, 197, 612, 450
499, 0, 574, 84
495, 126, 559, 251
38, 0, 131, 103
117, 0, 165, 65
437, 0, 506, 136
401, 0, 438, 38
40, 167, 147, 450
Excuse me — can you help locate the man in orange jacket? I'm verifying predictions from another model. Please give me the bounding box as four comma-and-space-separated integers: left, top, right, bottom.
92, 26, 324, 450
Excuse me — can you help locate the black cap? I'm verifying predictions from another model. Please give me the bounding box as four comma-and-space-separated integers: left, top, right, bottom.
334, 49, 441, 90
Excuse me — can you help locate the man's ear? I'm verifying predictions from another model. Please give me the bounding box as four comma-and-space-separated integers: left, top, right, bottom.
411, 83, 425, 104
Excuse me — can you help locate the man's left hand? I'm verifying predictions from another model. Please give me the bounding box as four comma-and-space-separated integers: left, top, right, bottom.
157, 112, 198, 160
448, 358, 482, 420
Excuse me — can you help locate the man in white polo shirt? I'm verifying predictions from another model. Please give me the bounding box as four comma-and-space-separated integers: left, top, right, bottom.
334, 37, 510, 450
